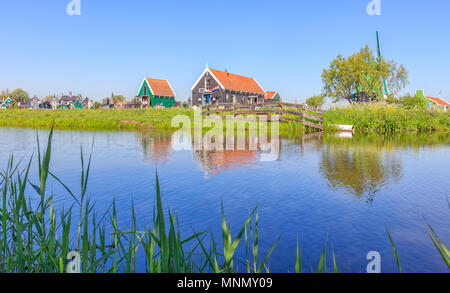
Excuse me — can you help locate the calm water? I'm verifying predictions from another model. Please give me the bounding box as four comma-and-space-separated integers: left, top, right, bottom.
0, 127, 449, 273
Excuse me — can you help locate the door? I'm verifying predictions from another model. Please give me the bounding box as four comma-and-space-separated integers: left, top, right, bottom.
203, 94, 211, 105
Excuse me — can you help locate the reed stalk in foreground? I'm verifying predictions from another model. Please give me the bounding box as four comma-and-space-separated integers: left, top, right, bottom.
0, 128, 448, 273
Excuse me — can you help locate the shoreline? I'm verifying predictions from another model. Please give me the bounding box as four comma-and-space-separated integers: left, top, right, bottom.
1, 105, 449, 134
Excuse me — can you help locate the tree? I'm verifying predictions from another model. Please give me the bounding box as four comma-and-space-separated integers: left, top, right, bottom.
9, 89, 30, 104
305, 94, 326, 108
102, 95, 125, 105
400, 93, 428, 110
94, 102, 102, 109
322, 45, 408, 104
112, 95, 126, 102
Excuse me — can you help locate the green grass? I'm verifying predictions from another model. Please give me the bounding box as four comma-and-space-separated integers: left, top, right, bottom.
3, 104, 450, 135
0, 108, 193, 131
324, 103, 450, 133
0, 128, 449, 273
0, 108, 322, 139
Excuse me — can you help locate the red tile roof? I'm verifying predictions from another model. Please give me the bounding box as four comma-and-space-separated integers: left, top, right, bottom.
146, 78, 175, 97
426, 96, 449, 106
265, 91, 277, 100
209, 68, 265, 95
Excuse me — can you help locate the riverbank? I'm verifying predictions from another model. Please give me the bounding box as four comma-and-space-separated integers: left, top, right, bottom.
0, 108, 192, 130
1, 105, 449, 134
324, 104, 450, 133
0, 108, 311, 136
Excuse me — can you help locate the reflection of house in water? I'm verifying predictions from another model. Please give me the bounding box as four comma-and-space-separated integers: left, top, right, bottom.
319, 137, 403, 202
194, 149, 258, 176
137, 129, 282, 175
136, 132, 173, 163
194, 135, 279, 174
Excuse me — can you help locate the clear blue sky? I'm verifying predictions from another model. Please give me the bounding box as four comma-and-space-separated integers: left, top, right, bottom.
1, 0, 449, 103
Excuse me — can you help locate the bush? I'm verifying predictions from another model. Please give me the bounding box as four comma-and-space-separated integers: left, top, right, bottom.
324, 103, 450, 133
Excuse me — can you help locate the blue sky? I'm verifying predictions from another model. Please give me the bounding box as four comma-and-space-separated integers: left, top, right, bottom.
0, 0, 449, 103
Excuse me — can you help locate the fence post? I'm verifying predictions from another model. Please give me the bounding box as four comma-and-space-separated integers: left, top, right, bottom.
302, 104, 306, 132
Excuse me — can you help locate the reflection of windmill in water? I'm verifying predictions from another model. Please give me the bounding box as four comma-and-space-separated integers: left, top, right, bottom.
136, 132, 173, 164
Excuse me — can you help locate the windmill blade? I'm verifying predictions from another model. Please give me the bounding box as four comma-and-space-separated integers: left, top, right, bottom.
376, 31, 390, 98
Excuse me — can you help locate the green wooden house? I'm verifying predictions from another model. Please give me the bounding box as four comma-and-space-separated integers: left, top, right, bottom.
265, 91, 281, 102
1, 98, 14, 109
136, 78, 176, 108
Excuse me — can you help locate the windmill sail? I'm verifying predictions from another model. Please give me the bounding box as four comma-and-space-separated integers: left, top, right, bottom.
376, 31, 390, 99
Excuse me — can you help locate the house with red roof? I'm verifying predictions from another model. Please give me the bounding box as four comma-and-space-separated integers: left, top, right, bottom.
191, 66, 265, 106
265, 91, 281, 102
136, 78, 176, 108
425, 96, 449, 111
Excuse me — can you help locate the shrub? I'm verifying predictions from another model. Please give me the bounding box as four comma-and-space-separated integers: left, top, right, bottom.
324, 103, 450, 133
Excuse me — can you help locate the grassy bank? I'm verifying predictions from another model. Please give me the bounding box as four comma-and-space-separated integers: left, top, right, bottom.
0, 108, 193, 131
324, 104, 450, 133
2, 105, 450, 135
0, 108, 313, 136
1, 129, 449, 273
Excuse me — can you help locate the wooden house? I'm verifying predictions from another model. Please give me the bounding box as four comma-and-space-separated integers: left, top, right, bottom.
265, 91, 281, 102
425, 96, 449, 111
82, 97, 94, 109
1, 98, 14, 109
59, 92, 84, 109
29, 96, 41, 109
191, 67, 265, 106
136, 78, 176, 108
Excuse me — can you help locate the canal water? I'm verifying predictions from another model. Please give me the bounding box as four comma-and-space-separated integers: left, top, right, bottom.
0, 127, 449, 273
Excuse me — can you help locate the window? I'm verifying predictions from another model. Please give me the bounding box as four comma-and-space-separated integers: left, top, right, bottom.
206, 79, 211, 91
143, 86, 148, 96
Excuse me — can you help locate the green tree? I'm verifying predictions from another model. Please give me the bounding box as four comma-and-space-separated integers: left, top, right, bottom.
305, 94, 326, 107
322, 46, 408, 104
112, 95, 126, 102
400, 93, 428, 110
94, 102, 102, 109
9, 88, 30, 103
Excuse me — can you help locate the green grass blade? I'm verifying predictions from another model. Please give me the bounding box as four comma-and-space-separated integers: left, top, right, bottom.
386, 226, 402, 273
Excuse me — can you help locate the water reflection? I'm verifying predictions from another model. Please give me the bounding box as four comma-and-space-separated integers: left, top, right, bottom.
136, 132, 173, 163
319, 137, 403, 202
193, 135, 261, 176
135, 130, 449, 201
319, 133, 449, 201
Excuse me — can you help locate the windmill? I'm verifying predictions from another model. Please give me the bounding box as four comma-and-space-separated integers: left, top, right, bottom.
376, 31, 390, 100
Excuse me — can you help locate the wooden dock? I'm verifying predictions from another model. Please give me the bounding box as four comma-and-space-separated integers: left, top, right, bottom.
202, 102, 324, 131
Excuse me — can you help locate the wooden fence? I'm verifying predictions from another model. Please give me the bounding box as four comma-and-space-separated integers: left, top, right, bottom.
201, 102, 324, 131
